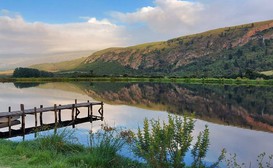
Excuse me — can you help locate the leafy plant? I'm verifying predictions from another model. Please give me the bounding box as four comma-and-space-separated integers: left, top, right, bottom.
133, 115, 224, 168
191, 125, 210, 167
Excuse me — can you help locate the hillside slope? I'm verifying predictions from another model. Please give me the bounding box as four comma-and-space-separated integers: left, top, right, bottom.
30, 57, 86, 72
32, 20, 273, 77
78, 20, 273, 77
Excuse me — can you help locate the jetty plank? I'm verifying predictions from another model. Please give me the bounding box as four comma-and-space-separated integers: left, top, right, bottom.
0, 102, 102, 117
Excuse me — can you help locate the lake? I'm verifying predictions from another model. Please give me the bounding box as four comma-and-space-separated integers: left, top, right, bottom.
0, 82, 273, 166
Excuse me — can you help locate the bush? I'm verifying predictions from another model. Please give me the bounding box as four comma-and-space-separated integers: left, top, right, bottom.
133, 115, 224, 168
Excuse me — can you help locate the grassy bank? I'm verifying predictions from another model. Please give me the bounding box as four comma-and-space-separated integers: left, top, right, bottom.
0, 134, 143, 168
0, 116, 272, 168
1, 77, 273, 86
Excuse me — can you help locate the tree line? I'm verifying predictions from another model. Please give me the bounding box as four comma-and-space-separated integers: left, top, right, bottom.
13, 67, 54, 78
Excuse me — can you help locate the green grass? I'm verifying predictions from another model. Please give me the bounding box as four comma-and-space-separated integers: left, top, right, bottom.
3, 77, 273, 86
0, 131, 144, 168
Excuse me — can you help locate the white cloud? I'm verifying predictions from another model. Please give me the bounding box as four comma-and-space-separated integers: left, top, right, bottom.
87, 17, 115, 26
0, 12, 126, 55
0, 12, 128, 68
113, 0, 273, 41
113, 0, 204, 34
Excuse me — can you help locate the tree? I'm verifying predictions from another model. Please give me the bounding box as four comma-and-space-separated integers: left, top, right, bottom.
13, 67, 54, 78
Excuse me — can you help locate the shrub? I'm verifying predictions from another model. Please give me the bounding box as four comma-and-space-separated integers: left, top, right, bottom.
133, 115, 224, 168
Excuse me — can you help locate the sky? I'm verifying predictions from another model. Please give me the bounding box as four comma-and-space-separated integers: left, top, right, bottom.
0, 0, 273, 69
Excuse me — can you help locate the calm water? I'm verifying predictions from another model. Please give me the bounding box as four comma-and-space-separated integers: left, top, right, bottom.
1, 82, 273, 165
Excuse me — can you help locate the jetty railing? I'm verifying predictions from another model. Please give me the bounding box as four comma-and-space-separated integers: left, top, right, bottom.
0, 99, 104, 138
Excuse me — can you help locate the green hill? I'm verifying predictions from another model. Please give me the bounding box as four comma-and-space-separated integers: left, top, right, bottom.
31, 19, 273, 78
30, 57, 86, 72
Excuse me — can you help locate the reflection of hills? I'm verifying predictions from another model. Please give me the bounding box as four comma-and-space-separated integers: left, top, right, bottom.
36, 82, 273, 132
38, 82, 87, 95
82, 83, 273, 133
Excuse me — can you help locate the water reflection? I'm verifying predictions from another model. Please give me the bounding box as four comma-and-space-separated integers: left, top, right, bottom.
0, 82, 273, 166
69, 82, 273, 133
13, 82, 41, 89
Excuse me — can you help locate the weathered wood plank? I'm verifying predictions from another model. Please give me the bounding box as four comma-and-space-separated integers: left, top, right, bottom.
0, 102, 102, 118
0, 116, 101, 138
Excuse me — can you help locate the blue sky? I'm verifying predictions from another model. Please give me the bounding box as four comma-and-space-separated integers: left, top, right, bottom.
0, 0, 154, 23
0, 0, 273, 69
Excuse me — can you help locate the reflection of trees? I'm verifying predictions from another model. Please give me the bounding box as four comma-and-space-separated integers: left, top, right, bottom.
13, 82, 41, 89
82, 82, 273, 132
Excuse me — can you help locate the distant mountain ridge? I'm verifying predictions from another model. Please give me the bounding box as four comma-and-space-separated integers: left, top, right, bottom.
31, 19, 273, 77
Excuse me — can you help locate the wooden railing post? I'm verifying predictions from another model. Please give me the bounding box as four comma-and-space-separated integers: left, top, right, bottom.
87, 100, 90, 117
101, 101, 104, 121
34, 107, 37, 128
40, 105, 43, 126
54, 104, 57, 125
58, 104, 62, 123
8, 106, 11, 136
72, 104, 75, 121
20, 104, 25, 135
34, 107, 38, 138
90, 104, 93, 122
71, 104, 75, 128
54, 104, 58, 134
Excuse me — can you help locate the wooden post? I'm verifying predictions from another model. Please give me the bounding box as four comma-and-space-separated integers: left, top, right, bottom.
89, 103, 93, 122
54, 104, 58, 125
101, 102, 104, 121
20, 104, 25, 135
54, 104, 57, 134
8, 106, 11, 137
34, 107, 37, 128
72, 104, 75, 128
54, 104, 57, 123
40, 105, 43, 126
58, 104, 62, 123
34, 107, 38, 138
76, 108, 80, 119
74, 99, 78, 119
87, 100, 90, 117
72, 104, 75, 121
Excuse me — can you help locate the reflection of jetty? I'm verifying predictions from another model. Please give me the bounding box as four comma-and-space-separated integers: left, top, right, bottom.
0, 100, 104, 138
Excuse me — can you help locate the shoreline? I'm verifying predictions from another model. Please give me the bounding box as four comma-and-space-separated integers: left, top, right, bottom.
1, 77, 273, 86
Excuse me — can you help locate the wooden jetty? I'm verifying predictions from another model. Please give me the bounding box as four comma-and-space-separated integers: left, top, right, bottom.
0, 116, 96, 138
0, 99, 104, 138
